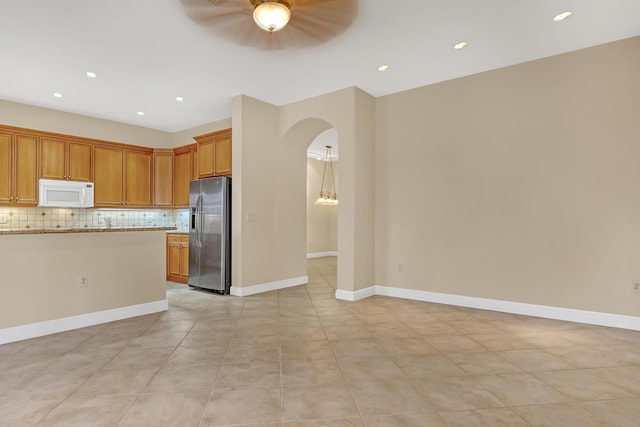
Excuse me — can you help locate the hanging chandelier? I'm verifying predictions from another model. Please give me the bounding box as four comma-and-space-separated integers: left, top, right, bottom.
315, 145, 338, 206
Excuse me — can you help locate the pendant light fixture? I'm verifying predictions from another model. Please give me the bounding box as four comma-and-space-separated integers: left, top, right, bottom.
315, 145, 338, 206
251, 0, 292, 33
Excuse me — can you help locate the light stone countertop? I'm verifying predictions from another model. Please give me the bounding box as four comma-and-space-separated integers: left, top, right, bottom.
0, 227, 176, 236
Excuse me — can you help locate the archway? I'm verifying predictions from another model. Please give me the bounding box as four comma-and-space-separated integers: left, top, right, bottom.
230, 90, 375, 298
306, 129, 339, 288
278, 119, 342, 291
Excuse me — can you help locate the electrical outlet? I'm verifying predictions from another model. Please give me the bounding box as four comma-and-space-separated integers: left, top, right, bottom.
633, 283, 640, 293
78, 275, 89, 288
397, 263, 403, 272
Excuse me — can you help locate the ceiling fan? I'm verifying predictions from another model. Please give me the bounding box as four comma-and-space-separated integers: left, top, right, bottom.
181, 0, 358, 50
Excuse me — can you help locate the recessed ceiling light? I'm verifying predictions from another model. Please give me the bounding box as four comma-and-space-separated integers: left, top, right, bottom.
553, 11, 573, 21
137, 111, 145, 116
176, 96, 184, 102
377, 64, 389, 71
453, 41, 468, 50
53, 92, 63, 98
86, 71, 97, 78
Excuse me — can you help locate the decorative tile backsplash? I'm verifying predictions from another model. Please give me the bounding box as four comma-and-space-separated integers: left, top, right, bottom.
0, 207, 190, 232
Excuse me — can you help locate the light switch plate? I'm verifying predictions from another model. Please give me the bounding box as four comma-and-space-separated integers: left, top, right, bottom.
0, 214, 8, 224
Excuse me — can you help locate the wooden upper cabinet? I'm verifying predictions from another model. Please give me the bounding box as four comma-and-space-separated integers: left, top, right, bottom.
125, 150, 152, 207
67, 141, 92, 181
40, 137, 66, 180
153, 150, 174, 208
195, 129, 232, 178
197, 138, 215, 178
93, 145, 124, 207
214, 133, 232, 176
94, 145, 152, 208
0, 132, 13, 204
173, 144, 196, 208
0, 130, 39, 206
1, 124, 234, 209
41, 137, 92, 182
13, 133, 39, 206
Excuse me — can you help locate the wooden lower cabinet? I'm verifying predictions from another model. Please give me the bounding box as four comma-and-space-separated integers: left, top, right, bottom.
167, 234, 189, 283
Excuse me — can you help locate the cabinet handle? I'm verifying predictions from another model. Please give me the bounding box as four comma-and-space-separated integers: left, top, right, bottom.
9, 196, 13, 201
16, 197, 19, 201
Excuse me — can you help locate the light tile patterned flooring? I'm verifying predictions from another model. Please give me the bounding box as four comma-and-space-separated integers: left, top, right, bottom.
1, 257, 640, 426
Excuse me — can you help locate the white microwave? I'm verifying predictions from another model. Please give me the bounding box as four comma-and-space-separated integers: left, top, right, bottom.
38, 179, 94, 208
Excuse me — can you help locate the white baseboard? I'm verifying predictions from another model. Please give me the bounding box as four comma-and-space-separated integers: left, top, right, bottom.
0, 299, 169, 345
338, 285, 640, 331
307, 252, 338, 259
335, 286, 376, 302
230, 276, 308, 297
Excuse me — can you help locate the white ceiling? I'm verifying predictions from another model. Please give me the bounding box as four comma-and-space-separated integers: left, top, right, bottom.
1, 1, 639, 133
307, 128, 338, 161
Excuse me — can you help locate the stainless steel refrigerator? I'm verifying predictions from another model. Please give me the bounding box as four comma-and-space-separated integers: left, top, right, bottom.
189, 177, 231, 293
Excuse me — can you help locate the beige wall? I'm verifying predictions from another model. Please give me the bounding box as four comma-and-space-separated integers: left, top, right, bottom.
0, 231, 166, 329
171, 117, 232, 148
231, 88, 375, 293
0, 98, 232, 149
307, 158, 338, 254
375, 36, 640, 317
279, 88, 376, 293
231, 95, 290, 287
0, 99, 173, 148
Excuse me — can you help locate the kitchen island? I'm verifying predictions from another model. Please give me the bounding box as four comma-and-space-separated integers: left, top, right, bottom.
0, 227, 173, 344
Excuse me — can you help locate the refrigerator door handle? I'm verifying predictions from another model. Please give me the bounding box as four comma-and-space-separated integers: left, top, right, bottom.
197, 195, 204, 248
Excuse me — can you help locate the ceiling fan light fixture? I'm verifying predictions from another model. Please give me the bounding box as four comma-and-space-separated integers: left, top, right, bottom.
252, 0, 291, 32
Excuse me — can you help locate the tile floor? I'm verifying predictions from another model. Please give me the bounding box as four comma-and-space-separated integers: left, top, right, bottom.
1, 257, 640, 426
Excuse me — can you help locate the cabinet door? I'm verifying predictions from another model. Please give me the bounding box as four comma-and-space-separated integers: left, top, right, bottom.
94, 145, 124, 206
167, 238, 182, 278
167, 234, 188, 283
153, 151, 173, 207
0, 132, 12, 203
40, 137, 66, 180
173, 149, 192, 208
196, 129, 231, 178
14, 134, 38, 205
197, 139, 215, 178
179, 235, 189, 279
125, 150, 152, 207
68, 141, 92, 182
214, 135, 232, 176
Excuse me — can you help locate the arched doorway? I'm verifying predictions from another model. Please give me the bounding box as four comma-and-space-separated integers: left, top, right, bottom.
306, 129, 339, 289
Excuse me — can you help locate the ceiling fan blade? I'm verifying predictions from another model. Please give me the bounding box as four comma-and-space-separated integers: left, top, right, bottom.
181, 0, 250, 25
180, 0, 358, 50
